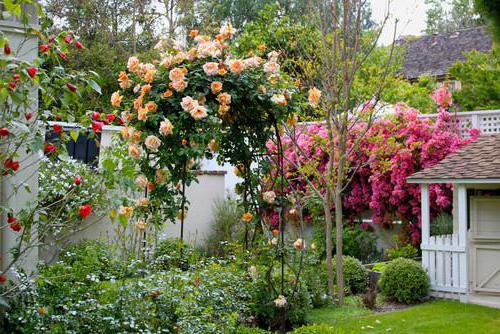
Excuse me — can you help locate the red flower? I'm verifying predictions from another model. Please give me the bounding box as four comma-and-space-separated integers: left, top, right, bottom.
25, 112, 33, 121
4, 159, 20, 172
92, 111, 101, 121
44, 143, 56, 154
59, 52, 67, 60
39, 44, 49, 52
53, 124, 63, 134
7, 216, 16, 224
75, 175, 82, 186
75, 41, 84, 49
27, 67, 37, 78
0, 274, 6, 283
79, 204, 92, 218
12, 74, 20, 81
92, 121, 103, 133
0, 128, 10, 137
117, 118, 124, 125
64, 35, 72, 44
10, 222, 22, 232
147, 182, 155, 191
8, 82, 16, 90
181, 139, 187, 146
106, 114, 116, 123
66, 83, 77, 93
4, 44, 11, 55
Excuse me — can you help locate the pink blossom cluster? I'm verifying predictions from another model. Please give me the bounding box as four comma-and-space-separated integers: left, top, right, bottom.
267, 88, 479, 245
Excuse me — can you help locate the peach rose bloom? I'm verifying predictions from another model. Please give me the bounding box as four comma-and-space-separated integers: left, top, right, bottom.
155, 169, 167, 184
135, 175, 148, 188
244, 56, 262, 68
263, 61, 280, 74
144, 135, 161, 150
159, 118, 174, 136
141, 84, 152, 94
164, 89, 173, 98
219, 22, 236, 39
120, 126, 133, 140
131, 129, 142, 141
136, 197, 150, 207
127, 56, 140, 72
228, 59, 245, 74
217, 92, 231, 105
203, 62, 219, 76
134, 219, 147, 230
169, 67, 185, 82
271, 94, 287, 106
218, 104, 230, 115
119, 206, 134, 217
293, 238, 305, 250
145, 101, 157, 112
218, 68, 227, 76
181, 96, 198, 112
143, 68, 156, 83
308, 87, 321, 108
190, 105, 208, 120
207, 139, 218, 152
189, 29, 199, 37
118, 71, 132, 89
128, 143, 142, 158
111, 91, 122, 107
138, 108, 148, 121
177, 208, 188, 220
171, 79, 187, 92
121, 111, 134, 124
134, 95, 143, 111
211, 81, 223, 94
242, 212, 253, 222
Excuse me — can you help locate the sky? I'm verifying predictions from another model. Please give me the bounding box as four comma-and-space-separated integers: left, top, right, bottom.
370, 0, 430, 45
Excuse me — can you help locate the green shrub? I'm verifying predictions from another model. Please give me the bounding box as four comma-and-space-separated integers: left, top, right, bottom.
153, 237, 202, 270
430, 212, 453, 236
333, 256, 369, 295
205, 199, 245, 256
235, 326, 270, 333
387, 244, 418, 260
371, 262, 388, 273
291, 324, 344, 334
312, 224, 380, 263
379, 258, 429, 304
302, 264, 330, 308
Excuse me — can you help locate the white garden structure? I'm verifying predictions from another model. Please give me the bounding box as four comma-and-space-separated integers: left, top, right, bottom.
408, 122, 500, 309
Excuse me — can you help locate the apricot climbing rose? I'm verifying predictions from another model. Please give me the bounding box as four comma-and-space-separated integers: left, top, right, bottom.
207, 139, 218, 152
262, 191, 276, 204
118, 71, 133, 89
308, 87, 321, 108
271, 94, 287, 106
128, 143, 142, 158
119, 206, 134, 217
211, 81, 223, 94
159, 119, 174, 136
217, 92, 231, 105
145, 101, 158, 112
145, 135, 161, 150
293, 238, 305, 250
111, 91, 122, 107
138, 108, 148, 121
263, 61, 280, 74
203, 62, 219, 76
228, 59, 245, 74
169, 67, 186, 82
181, 96, 198, 112
190, 105, 208, 120
136, 175, 148, 188
136, 197, 150, 207
127, 56, 140, 73
242, 212, 253, 222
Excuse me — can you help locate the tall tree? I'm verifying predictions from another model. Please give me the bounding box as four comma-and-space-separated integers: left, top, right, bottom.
475, 0, 500, 42
425, 0, 484, 34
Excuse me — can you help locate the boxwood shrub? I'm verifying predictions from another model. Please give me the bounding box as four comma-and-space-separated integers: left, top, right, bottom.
379, 258, 430, 304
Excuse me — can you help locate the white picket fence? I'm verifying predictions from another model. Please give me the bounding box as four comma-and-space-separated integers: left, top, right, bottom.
421, 234, 467, 295
420, 109, 500, 138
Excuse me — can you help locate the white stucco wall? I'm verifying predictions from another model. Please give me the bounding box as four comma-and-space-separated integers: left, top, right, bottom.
0, 15, 40, 275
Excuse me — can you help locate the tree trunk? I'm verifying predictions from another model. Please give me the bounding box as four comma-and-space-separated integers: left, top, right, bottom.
334, 183, 344, 305
324, 189, 335, 299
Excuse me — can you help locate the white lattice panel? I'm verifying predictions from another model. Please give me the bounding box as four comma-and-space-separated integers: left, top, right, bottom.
479, 114, 500, 134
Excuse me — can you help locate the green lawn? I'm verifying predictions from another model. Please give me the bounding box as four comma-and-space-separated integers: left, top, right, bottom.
307, 300, 500, 334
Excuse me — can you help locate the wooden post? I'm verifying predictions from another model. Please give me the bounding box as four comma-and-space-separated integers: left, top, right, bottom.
457, 184, 468, 291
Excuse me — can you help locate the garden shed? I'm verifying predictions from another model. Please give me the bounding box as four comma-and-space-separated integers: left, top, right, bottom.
407, 134, 500, 308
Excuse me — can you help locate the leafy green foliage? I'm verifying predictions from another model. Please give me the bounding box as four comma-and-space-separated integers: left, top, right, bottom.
449, 48, 500, 110
387, 244, 419, 261
379, 258, 430, 304
475, 0, 500, 42
431, 212, 454, 236
291, 324, 344, 334
425, 0, 484, 34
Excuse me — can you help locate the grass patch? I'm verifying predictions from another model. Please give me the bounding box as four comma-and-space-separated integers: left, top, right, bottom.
307, 300, 500, 333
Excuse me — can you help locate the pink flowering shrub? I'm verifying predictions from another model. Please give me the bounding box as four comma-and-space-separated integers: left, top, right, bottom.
268, 87, 479, 245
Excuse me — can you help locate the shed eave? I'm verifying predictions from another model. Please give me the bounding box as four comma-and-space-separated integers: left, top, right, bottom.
407, 178, 500, 184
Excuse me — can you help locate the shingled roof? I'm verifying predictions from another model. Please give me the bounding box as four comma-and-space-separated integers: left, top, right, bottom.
401, 26, 493, 81
407, 134, 500, 183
